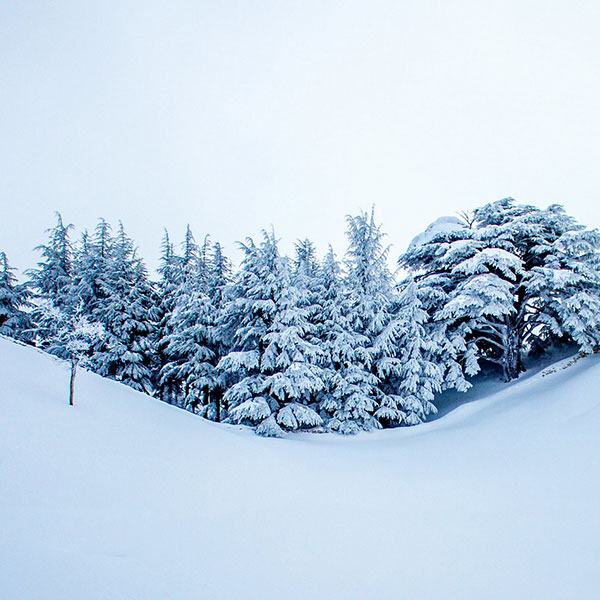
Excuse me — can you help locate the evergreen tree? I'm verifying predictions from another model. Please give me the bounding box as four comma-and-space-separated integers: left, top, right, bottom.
158, 229, 230, 417
71, 219, 113, 319
94, 223, 157, 393
217, 231, 323, 436
401, 198, 600, 381
0, 252, 32, 341
72, 220, 157, 393
154, 230, 182, 403
313, 245, 349, 423
160, 261, 217, 415
323, 209, 395, 433
205, 241, 233, 420
374, 279, 443, 426
181, 224, 199, 283
208, 242, 232, 301
27, 212, 73, 308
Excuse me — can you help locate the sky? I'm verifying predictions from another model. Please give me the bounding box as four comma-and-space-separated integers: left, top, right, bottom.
1, 0, 600, 275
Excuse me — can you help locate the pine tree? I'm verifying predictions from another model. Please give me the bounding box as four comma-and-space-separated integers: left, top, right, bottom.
27, 212, 74, 308
158, 229, 230, 417
205, 241, 233, 420
208, 242, 232, 301
313, 245, 349, 422
95, 223, 157, 393
71, 219, 113, 320
0, 252, 32, 341
374, 279, 443, 426
154, 230, 182, 403
160, 261, 217, 414
181, 224, 199, 283
324, 209, 394, 433
217, 231, 324, 436
72, 220, 157, 393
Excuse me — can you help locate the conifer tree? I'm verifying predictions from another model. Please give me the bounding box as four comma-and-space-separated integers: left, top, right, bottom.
158, 229, 232, 418
71, 220, 157, 393
94, 223, 157, 393
27, 212, 74, 308
155, 230, 181, 403
0, 252, 32, 341
323, 209, 395, 433
71, 219, 113, 320
374, 279, 443, 426
217, 231, 323, 436
401, 198, 600, 381
160, 260, 217, 414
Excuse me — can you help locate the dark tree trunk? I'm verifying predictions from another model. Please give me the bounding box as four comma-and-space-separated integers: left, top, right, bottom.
502, 322, 524, 382
69, 359, 77, 406
214, 388, 222, 423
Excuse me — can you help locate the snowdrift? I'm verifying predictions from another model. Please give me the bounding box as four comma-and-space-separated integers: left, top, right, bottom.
1, 336, 600, 599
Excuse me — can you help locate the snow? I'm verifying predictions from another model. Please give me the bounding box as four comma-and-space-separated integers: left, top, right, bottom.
408, 216, 466, 248
2, 335, 600, 599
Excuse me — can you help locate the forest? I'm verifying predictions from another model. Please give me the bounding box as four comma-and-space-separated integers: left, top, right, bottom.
2, 198, 600, 436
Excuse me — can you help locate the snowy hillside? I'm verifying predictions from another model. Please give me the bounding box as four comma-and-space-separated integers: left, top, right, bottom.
2, 336, 600, 600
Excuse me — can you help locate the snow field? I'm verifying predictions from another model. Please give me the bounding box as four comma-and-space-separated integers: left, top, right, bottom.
2, 337, 600, 599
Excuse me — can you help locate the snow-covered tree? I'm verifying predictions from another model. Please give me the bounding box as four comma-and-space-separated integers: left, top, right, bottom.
71, 219, 113, 319
401, 198, 600, 381
157, 229, 232, 418
217, 231, 324, 436
159, 266, 217, 415
208, 242, 232, 302
71, 220, 157, 393
27, 212, 74, 308
94, 223, 157, 393
0, 252, 32, 341
35, 300, 104, 405
154, 230, 182, 402
323, 209, 394, 433
374, 279, 443, 426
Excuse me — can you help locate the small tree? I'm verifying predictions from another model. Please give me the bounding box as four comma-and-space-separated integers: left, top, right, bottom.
36, 301, 104, 406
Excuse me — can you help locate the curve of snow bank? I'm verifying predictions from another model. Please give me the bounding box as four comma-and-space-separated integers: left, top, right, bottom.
1, 336, 600, 600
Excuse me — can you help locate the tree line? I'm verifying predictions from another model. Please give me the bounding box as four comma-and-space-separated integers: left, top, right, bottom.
1, 198, 599, 435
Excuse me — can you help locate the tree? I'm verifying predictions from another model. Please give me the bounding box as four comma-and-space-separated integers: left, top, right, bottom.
94, 223, 157, 393
71, 219, 113, 320
374, 279, 443, 426
27, 212, 73, 308
400, 198, 600, 381
160, 269, 217, 414
158, 232, 231, 418
0, 252, 32, 342
323, 208, 396, 433
72, 220, 158, 393
154, 229, 182, 403
217, 231, 324, 436
35, 301, 104, 405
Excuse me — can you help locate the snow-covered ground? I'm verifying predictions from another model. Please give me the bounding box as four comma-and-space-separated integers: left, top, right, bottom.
2, 336, 600, 600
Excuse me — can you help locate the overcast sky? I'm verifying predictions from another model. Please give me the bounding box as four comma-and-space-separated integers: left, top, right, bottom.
2, 0, 599, 274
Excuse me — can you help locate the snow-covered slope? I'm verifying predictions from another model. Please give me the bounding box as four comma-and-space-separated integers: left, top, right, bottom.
2, 336, 600, 600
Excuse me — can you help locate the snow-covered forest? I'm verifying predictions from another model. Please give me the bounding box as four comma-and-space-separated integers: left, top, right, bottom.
2, 198, 600, 436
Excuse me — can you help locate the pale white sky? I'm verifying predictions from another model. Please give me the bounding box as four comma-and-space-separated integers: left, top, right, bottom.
1, 0, 599, 274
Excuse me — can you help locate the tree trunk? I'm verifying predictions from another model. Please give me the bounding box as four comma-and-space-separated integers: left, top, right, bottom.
69, 359, 77, 406
502, 322, 523, 382
214, 388, 222, 423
